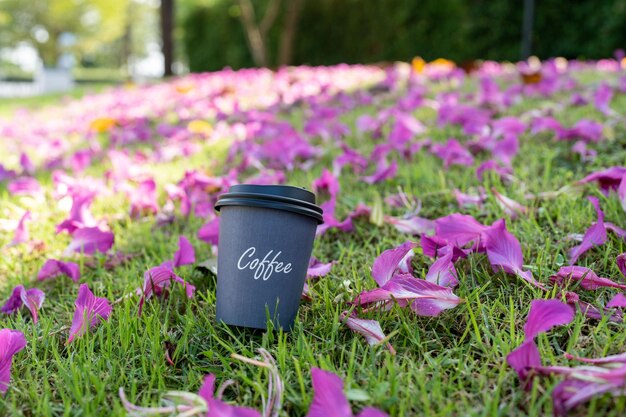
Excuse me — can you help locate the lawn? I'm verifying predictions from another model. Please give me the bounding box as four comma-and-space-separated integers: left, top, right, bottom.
1, 60, 626, 416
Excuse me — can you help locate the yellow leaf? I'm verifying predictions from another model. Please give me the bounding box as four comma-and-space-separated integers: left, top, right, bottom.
430, 58, 455, 69
411, 57, 426, 74
175, 84, 194, 94
89, 118, 117, 133
187, 120, 213, 136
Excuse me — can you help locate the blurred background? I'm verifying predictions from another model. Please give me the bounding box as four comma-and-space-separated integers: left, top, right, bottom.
0, 0, 625, 96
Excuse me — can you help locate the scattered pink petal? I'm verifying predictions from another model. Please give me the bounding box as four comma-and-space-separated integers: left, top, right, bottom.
37, 259, 80, 282
385, 215, 434, 236
594, 82, 614, 115
362, 159, 398, 184
550, 266, 626, 291
1, 285, 45, 323
619, 175, 626, 213
476, 160, 512, 181
569, 196, 606, 264
67, 284, 112, 343
483, 219, 545, 289
139, 262, 195, 315
617, 253, 626, 278
56, 191, 97, 234
491, 188, 528, 219
507, 299, 573, 384
355, 274, 462, 316
424, 251, 459, 288
9, 211, 30, 246
434, 213, 488, 247
341, 313, 395, 354
306, 368, 389, 417
173, 235, 195, 267
198, 217, 220, 246
431, 138, 474, 169
524, 299, 575, 339
454, 189, 485, 208
306, 368, 353, 417
8, 177, 41, 196
0, 328, 27, 394
607, 293, 626, 309
199, 374, 262, 417
420, 235, 468, 261
129, 178, 159, 218
63, 227, 114, 256
506, 339, 542, 384
307, 258, 334, 278
578, 166, 626, 195
371, 241, 417, 287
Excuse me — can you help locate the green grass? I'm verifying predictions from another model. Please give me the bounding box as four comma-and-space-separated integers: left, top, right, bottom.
1, 71, 626, 416
0, 84, 115, 116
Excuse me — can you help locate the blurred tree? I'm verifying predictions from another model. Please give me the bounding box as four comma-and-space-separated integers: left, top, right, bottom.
0, 0, 129, 67
161, 0, 174, 76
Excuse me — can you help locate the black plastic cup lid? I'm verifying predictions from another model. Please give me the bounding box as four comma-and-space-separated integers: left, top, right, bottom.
215, 184, 324, 224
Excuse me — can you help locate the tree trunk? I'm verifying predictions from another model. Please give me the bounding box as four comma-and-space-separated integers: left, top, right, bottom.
278, 0, 303, 66
161, 0, 175, 77
236, 0, 281, 68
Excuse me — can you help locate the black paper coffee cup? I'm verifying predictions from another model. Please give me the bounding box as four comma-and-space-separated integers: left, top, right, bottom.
214, 184, 323, 330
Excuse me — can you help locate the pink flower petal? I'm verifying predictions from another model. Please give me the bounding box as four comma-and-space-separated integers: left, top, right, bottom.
67, 284, 112, 343
173, 235, 195, 267
454, 189, 486, 208
10, 211, 30, 246
569, 197, 606, 264
56, 191, 97, 234
434, 213, 488, 247
1, 285, 45, 323
198, 374, 262, 417
198, 217, 220, 246
550, 266, 626, 291
0, 328, 27, 394
19, 287, 45, 324
312, 169, 340, 210
306, 368, 352, 417
63, 227, 114, 256
37, 259, 80, 282
307, 258, 334, 278
483, 219, 545, 289
491, 188, 527, 219
139, 263, 195, 316
431, 138, 474, 168
618, 253, 626, 278
129, 178, 159, 218
552, 378, 618, 417
8, 177, 41, 196
357, 409, 390, 417
371, 241, 417, 287
341, 313, 395, 354
577, 166, 626, 195
355, 275, 462, 317
619, 175, 626, 213
385, 215, 434, 236
524, 299, 575, 339
607, 293, 626, 308
420, 236, 468, 261
424, 251, 459, 288
362, 159, 398, 184
506, 339, 542, 383
564, 351, 626, 364
565, 292, 623, 322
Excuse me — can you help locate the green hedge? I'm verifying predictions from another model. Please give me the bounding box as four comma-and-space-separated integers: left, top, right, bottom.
183, 0, 626, 72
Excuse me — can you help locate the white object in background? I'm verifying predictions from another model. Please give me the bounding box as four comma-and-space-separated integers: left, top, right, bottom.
35, 66, 74, 94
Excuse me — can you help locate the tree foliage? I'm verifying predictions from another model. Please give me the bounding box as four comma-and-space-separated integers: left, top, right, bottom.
182, 0, 626, 72
0, 0, 129, 67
